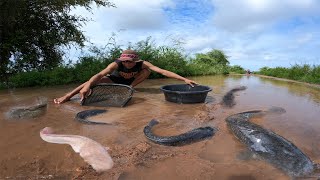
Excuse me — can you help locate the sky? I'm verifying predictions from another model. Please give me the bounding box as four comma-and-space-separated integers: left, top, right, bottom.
70, 0, 320, 71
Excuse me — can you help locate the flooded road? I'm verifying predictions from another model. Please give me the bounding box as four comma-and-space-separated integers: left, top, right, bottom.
0, 75, 319, 179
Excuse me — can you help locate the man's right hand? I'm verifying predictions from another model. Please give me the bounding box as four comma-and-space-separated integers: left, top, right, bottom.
79, 85, 91, 101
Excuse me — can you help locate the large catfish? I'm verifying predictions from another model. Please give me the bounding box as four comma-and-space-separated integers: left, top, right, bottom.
40, 127, 113, 172
226, 107, 319, 177
8, 96, 47, 119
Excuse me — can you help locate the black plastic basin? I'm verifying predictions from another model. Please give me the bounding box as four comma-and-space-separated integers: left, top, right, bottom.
160, 84, 212, 104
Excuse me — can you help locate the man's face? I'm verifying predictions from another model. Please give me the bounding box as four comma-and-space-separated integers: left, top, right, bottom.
122, 60, 136, 69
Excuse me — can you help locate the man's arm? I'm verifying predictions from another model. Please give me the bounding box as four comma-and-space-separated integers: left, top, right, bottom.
143, 61, 197, 86
53, 62, 118, 104
79, 62, 118, 100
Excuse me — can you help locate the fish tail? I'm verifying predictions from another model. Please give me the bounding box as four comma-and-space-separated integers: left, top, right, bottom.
266, 106, 286, 114
148, 119, 159, 127
314, 163, 320, 170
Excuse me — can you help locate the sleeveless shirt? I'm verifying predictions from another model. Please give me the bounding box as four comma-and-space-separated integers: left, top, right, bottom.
112, 60, 144, 79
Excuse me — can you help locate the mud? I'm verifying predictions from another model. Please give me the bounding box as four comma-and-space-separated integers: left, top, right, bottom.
0, 75, 320, 179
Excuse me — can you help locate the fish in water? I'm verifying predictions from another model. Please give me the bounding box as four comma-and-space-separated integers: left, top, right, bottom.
75, 109, 110, 125
144, 119, 217, 146
226, 107, 317, 177
221, 86, 247, 108
8, 96, 48, 119
40, 127, 113, 172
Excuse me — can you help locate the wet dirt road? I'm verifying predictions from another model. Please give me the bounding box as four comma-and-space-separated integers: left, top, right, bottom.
0, 75, 319, 179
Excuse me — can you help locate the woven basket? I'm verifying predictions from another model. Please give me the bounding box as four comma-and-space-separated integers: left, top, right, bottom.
81, 83, 134, 107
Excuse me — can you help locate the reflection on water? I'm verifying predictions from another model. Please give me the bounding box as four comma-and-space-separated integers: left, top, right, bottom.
0, 75, 319, 179
134, 87, 162, 94
259, 77, 320, 103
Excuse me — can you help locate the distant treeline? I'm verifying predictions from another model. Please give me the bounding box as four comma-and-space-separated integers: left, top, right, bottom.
2, 36, 318, 89
0, 37, 245, 89
1, 1, 318, 89
256, 64, 320, 84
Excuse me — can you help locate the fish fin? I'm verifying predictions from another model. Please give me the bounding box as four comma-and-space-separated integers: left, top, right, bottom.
266, 106, 286, 114
298, 173, 320, 179
149, 119, 159, 126
314, 163, 320, 170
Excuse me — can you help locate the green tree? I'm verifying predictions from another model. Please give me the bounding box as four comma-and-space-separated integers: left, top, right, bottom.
0, 0, 114, 81
228, 65, 245, 74
193, 49, 229, 66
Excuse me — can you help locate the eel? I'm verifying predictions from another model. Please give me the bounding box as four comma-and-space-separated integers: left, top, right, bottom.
40, 127, 113, 172
221, 86, 247, 107
144, 119, 216, 146
75, 109, 110, 125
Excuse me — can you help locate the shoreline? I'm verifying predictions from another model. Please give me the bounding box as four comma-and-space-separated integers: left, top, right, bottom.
1, 73, 320, 90
229, 73, 320, 89
254, 74, 320, 89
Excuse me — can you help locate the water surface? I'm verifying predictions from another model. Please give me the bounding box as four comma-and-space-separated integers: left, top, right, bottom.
0, 75, 319, 179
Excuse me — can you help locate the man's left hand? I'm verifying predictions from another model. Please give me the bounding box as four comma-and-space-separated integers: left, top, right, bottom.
184, 79, 198, 87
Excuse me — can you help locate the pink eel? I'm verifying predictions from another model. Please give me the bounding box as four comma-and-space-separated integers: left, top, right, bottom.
40, 127, 114, 172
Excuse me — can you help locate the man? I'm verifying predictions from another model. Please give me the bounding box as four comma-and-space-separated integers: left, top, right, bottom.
54, 49, 197, 104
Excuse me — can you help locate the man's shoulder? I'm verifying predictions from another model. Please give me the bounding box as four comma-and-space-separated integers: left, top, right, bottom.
107, 61, 119, 68
141, 60, 151, 66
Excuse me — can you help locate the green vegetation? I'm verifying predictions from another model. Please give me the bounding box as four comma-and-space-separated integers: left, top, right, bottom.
1, 37, 236, 88
0, 0, 114, 81
1, 1, 318, 89
257, 64, 320, 84
227, 65, 246, 74
188, 49, 230, 76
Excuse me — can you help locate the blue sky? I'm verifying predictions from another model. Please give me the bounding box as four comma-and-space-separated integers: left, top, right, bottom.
70, 0, 320, 71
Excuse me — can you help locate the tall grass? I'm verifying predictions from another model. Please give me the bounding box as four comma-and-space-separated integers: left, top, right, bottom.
257, 64, 320, 84
2, 37, 240, 88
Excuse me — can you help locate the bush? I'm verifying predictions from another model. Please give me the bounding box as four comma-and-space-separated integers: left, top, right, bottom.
228, 65, 245, 74
2, 36, 247, 88
257, 64, 320, 84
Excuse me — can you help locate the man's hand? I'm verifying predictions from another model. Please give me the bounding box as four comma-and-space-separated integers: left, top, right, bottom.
79, 85, 91, 101
184, 79, 198, 87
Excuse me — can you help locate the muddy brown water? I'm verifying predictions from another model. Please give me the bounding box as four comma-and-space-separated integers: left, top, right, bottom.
0, 75, 320, 179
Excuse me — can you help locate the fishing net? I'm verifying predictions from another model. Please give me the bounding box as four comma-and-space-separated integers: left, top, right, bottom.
81, 83, 134, 107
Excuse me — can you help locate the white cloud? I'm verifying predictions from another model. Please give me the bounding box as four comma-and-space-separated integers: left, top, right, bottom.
210, 0, 320, 32
67, 0, 320, 71
98, 0, 173, 30
296, 33, 313, 45
184, 35, 218, 51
